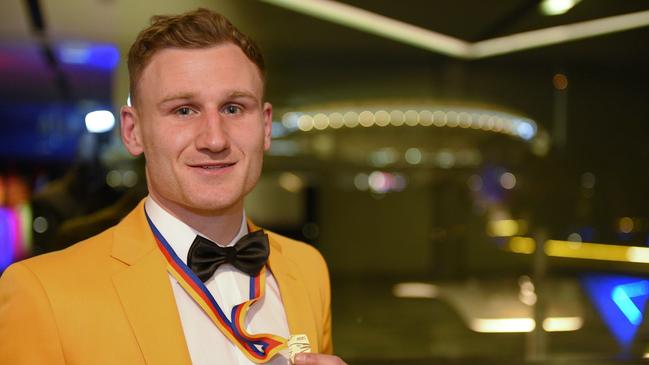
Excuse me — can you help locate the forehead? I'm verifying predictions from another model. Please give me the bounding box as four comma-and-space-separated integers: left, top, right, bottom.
138, 44, 264, 101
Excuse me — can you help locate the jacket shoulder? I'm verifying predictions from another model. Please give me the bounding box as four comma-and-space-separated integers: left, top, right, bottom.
267, 231, 327, 269
0, 225, 123, 303
265, 230, 330, 299
13, 226, 117, 276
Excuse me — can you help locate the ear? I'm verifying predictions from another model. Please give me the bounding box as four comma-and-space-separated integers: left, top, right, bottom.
120, 105, 144, 156
262, 102, 273, 152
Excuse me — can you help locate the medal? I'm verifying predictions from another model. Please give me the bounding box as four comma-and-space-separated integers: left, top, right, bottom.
288, 334, 312, 364
146, 212, 287, 363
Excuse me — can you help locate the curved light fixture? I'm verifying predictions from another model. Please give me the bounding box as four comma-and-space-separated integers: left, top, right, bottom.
280, 104, 538, 141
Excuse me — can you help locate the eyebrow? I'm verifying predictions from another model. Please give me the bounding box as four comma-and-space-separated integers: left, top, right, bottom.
227, 90, 259, 103
157, 92, 195, 108
157, 90, 260, 108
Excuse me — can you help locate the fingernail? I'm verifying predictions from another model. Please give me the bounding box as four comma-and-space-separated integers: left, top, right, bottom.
294, 353, 308, 363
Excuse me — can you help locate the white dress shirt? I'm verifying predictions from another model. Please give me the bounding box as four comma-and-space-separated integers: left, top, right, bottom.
145, 198, 291, 365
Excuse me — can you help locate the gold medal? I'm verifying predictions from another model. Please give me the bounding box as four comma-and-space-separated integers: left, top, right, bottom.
287, 334, 311, 364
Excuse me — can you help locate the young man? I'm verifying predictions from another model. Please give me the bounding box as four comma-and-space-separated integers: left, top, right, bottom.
0, 8, 344, 365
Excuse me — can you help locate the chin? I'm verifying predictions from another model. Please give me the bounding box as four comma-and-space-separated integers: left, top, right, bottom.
183, 193, 244, 215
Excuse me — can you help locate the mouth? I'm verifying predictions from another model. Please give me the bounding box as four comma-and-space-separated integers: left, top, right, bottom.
189, 162, 236, 170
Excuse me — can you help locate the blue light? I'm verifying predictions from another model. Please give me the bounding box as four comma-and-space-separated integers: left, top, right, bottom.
0, 103, 86, 161
0, 208, 16, 271
57, 42, 119, 70
582, 274, 649, 349
612, 281, 649, 325
271, 122, 291, 138
513, 119, 537, 140
576, 226, 595, 242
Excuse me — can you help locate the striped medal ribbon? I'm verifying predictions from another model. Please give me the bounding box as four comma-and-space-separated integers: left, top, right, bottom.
145, 212, 287, 363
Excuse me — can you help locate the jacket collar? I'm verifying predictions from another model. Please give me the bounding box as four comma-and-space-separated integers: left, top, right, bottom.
250, 220, 321, 352
111, 200, 192, 364
110, 201, 319, 359
110, 200, 156, 265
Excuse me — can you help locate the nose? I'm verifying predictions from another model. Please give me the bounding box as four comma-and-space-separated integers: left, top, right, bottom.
195, 110, 229, 153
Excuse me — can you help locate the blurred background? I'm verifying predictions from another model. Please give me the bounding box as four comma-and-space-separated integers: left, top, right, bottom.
1, 0, 649, 363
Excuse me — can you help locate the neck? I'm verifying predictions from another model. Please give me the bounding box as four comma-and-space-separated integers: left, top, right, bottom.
148, 194, 244, 244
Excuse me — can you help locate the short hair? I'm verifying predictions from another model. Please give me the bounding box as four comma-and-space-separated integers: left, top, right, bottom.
127, 8, 265, 106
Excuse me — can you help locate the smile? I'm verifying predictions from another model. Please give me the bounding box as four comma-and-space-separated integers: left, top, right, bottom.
189, 162, 236, 170
201, 164, 233, 169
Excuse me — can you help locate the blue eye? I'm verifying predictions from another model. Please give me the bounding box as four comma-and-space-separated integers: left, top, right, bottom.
224, 105, 242, 114
176, 107, 194, 116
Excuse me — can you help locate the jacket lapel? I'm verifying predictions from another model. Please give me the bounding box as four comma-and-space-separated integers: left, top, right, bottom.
111, 202, 192, 364
265, 233, 320, 353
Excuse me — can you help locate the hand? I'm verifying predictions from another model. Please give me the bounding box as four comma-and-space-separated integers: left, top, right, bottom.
293, 353, 347, 365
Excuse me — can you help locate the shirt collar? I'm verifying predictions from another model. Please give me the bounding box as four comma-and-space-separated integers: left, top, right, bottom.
144, 196, 249, 265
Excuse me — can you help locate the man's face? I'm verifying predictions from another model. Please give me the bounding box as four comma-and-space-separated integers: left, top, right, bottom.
121, 44, 272, 216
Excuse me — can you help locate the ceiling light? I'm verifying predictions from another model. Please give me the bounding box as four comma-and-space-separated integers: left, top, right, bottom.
539, 0, 582, 16
508, 237, 536, 254
57, 42, 119, 69
278, 172, 305, 193
470, 317, 582, 333
487, 219, 521, 237
281, 104, 538, 141
405, 148, 422, 165
500, 172, 517, 190
260, 0, 470, 58
506, 238, 649, 265
471, 11, 649, 58
543, 317, 583, 331
85, 110, 115, 133
263, 0, 649, 59
297, 115, 314, 131
392, 282, 439, 299
471, 318, 535, 333
375, 110, 391, 126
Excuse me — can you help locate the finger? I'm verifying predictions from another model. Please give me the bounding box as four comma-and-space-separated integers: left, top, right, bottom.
293, 353, 347, 365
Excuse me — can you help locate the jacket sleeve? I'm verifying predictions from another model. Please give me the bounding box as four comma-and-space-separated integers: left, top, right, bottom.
0, 262, 66, 364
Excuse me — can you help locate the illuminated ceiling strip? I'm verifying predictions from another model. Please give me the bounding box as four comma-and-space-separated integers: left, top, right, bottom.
471, 10, 649, 58
470, 316, 582, 333
487, 219, 528, 237
545, 240, 649, 263
504, 238, 649, 264
543, 316, 583, 332
471, 317, 535, 333
259, 0, 470, 58
507, 236, 535, 254
261, 0, 649, 59
392, 282, 439, 299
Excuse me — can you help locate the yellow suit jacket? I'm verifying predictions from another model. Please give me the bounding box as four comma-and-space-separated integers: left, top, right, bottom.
0, 201, 332, 364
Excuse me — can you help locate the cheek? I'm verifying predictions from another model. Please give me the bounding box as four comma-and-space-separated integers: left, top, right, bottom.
246, 138, 267, 162
231, 124, 265, 152
144, 125, 190, 157
263, 132, 271, 151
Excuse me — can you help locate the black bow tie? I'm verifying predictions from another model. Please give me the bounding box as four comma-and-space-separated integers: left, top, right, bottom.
187, 230, 270, 282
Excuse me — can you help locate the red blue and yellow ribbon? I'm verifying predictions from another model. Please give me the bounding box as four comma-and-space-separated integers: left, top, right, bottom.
145, 212, 287, 363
